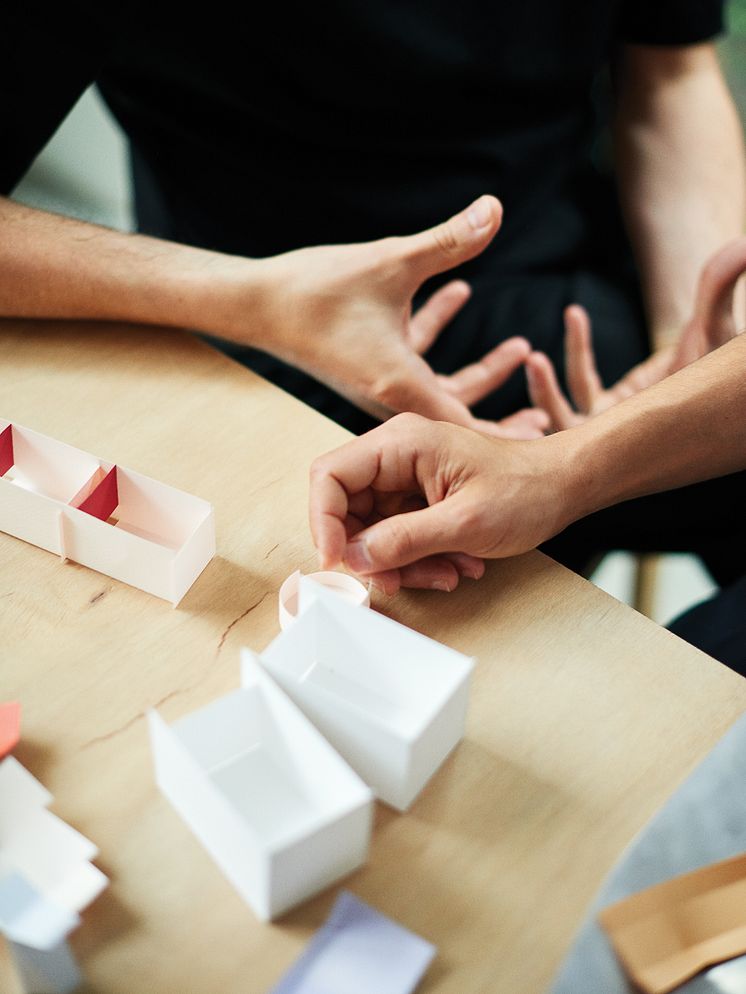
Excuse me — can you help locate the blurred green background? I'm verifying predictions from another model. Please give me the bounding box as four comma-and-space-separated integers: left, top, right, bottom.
724, 0, 746, 127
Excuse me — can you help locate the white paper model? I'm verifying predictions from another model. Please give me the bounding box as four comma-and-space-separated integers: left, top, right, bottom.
148, 658, 374, 921
0, 418, 215, 604
0, 756, 109, 994
247, 577, 475, 811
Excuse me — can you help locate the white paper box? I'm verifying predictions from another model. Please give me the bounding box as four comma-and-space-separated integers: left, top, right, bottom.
0, 419, 215, 604
148, 660, 373, 921
251, 578, 474, 811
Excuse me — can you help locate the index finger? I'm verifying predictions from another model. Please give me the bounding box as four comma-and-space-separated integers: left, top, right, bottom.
308, 417, 425, 568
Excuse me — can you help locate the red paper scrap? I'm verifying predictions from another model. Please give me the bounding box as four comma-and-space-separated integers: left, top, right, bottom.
78, 466, 119, 521
0, 424, 14, 477
0, 701, 21, 758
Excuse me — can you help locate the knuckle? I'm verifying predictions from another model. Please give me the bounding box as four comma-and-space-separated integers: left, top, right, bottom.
387, 411, 425, 433
431, 222, 460, 257
370, 373, 404, 410
309, 453, 332, 479
384, 520, 415, 562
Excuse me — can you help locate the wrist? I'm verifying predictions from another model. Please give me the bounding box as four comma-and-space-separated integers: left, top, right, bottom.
543, 422, 619, 528
159, 246, 276, 349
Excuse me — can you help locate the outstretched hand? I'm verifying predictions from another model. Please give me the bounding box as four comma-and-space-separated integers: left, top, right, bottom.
526, 237, 746, 431
252, 196, 548, 439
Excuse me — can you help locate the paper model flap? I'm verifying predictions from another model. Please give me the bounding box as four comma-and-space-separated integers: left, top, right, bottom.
0, 702, 21, 759
0, 424, 13, 477
76, 466, 119, 521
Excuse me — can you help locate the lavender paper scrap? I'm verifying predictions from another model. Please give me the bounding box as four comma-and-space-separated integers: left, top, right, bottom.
270, 891, 436, 994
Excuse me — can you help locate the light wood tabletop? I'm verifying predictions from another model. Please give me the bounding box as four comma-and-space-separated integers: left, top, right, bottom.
1, 319, 744, 994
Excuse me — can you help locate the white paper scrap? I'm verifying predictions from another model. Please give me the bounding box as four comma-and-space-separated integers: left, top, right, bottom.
270, 891, 436, 994
0, 873, 79, 951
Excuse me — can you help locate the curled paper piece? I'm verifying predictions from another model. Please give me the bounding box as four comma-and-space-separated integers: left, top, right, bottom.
278, 570, 370, 630
599, 851, 746, 994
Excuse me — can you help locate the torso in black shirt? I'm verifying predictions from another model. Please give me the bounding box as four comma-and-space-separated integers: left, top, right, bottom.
4, 1, 723, 429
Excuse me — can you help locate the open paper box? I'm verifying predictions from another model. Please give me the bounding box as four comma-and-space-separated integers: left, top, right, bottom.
0, 419, 215, 604
249, 577, 474, 811
148, 659, 373, 921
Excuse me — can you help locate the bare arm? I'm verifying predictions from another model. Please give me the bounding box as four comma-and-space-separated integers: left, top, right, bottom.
0, 195, 546, 437
573, 330, 746, 512
614, 43, 746, 349
309, 332, 746, 592
0, 196, 268, 332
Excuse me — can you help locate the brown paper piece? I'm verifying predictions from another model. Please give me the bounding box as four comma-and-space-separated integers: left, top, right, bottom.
598, 852, 746, 994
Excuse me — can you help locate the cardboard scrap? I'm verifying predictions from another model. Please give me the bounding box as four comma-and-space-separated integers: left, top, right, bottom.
599, 851, 746, 994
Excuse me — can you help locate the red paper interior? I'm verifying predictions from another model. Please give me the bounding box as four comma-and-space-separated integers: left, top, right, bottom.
77, 466, 119, 521
0, 701, 21, 758
0, 424, 14, 477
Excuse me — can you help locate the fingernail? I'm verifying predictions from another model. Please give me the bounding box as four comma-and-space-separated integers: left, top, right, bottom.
462, 566, 482, 580
432, 579, 455, 592
345, 539, 373, 573
467, 197, 492, 231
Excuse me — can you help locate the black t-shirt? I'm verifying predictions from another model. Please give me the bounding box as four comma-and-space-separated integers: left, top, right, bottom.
2, 1, 724, 427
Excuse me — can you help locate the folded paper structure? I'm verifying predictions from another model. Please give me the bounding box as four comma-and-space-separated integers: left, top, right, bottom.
0, 757, 108, 993
149, 658, 374, 921
0, 419, 215, 604
250, 577, 474, 811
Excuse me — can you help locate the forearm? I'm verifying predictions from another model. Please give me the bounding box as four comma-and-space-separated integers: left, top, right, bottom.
561, 332, 746, 520
0, 197, 270, 341
614, 44, 746, 348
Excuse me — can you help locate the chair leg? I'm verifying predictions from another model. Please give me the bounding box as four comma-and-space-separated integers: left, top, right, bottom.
633, 553, 661, 618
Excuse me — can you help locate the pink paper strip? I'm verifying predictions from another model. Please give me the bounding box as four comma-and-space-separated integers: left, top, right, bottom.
77, 466, 119, 521
0, 701, 21, 758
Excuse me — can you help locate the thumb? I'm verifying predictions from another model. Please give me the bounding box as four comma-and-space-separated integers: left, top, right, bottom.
694, 237, 746, 341
399, 195, 503, 284
343, 499, 469, 574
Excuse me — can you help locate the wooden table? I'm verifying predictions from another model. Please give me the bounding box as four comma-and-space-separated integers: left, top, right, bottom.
1, 319, 744, 994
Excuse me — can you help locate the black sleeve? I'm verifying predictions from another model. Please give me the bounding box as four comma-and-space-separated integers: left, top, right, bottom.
0, 5, 121, 194
617, 0, 724, 45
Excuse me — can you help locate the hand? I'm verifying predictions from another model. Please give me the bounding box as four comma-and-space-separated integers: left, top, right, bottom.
525, 237, 746, 431
227, 196, 548, 439
309, 413, 573, 594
